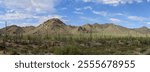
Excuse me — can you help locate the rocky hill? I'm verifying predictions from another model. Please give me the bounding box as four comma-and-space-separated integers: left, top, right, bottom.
0, 18, 150, 37
133, 26, 150, 34
0, 25, 24, 35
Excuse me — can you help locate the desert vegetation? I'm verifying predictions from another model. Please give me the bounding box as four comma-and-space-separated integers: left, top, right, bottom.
0, 18, 150, 55
0, 34, 150, 55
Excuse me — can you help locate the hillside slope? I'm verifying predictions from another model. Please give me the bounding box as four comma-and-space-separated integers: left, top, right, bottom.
0, 18, 150, 37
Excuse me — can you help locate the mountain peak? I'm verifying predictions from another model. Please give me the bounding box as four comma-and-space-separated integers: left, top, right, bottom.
40, 18, 66, 30
4, 25, 20, 29
10, 25, 18, 27
49, 18, 62, 21
0, 25, 24, 35
141, 26, 149, 29
43, 18, 65, 25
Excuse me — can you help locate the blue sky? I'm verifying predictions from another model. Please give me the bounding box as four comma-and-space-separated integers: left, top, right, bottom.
0, 0, 150, 28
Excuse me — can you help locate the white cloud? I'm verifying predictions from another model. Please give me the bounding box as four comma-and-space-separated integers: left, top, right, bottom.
128, 16, 145, 21
114, 13, 124, 16
82, 0, 149, 6
61, 7, 67, 10
92, 11, 108, 16
11, 23, 38, 27
51, 15, 64, 19
1, 0, 58, 13
39, 15, 68, 23
0, 11, 67, 26
0, 12, 34, 20
109, 18, 121, 22
146, 22, 150, 25
75, 8, 82, 11
0, 21, 4, 24
148, 0, 150, 2
0, 0, 62, 26
83, 0, 92, 2
84, 6, 93, 10
92, 10, 125, 17
0, 0, 2, 4
4, 14, 67, 27
75, 6, 93, 12
74, 11, 84, 15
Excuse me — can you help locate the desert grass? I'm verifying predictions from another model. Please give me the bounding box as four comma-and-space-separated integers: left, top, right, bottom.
0, 34, 150, 55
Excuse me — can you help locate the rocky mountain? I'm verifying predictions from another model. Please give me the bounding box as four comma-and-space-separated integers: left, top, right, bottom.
82, 23, 143, 36
25, 18, 70, 35
0, 25, 24, 35
0, 18, 150, 37
22, 26, 35, 33
133, 26, 150, 34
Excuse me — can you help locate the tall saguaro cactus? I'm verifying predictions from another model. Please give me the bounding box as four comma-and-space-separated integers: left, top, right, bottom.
4, 21, 8, 47
2, 21, 7, 50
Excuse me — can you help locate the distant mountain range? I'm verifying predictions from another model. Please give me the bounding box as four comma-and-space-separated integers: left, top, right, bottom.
0, 18, 150, 37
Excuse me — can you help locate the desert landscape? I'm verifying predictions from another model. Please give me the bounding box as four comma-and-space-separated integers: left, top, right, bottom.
0, 18, 150, 55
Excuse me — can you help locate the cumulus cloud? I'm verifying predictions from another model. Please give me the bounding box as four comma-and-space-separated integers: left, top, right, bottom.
1, 0, 58, 13
75, 6, 93, 11
109, 18, 121, 22
128, 16, 145, 21
82, 0, 149, 6
75, 8, 82, 11
0, 21, 4, 24
0, 12, 67, 26
92, 10, 125, 17
83, 0, 92, 2
0, 0, 62, 26
0, 12, 34, 20
38, 15, 68, 24
146, 22, 150, 25
84, 6, 93, 10
74, 6, 92, 15
74, 11, 84, 15
92, 11, 108, 16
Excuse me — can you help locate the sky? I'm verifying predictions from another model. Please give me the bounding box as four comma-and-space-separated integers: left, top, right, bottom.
0, 0, 150, 28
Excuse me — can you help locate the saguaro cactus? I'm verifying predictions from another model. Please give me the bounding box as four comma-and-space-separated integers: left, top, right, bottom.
2, 21, 7, 50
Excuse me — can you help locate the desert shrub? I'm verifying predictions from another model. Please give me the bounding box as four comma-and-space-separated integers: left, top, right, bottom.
1, 33, 150, 55
53, 45, 81, 55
